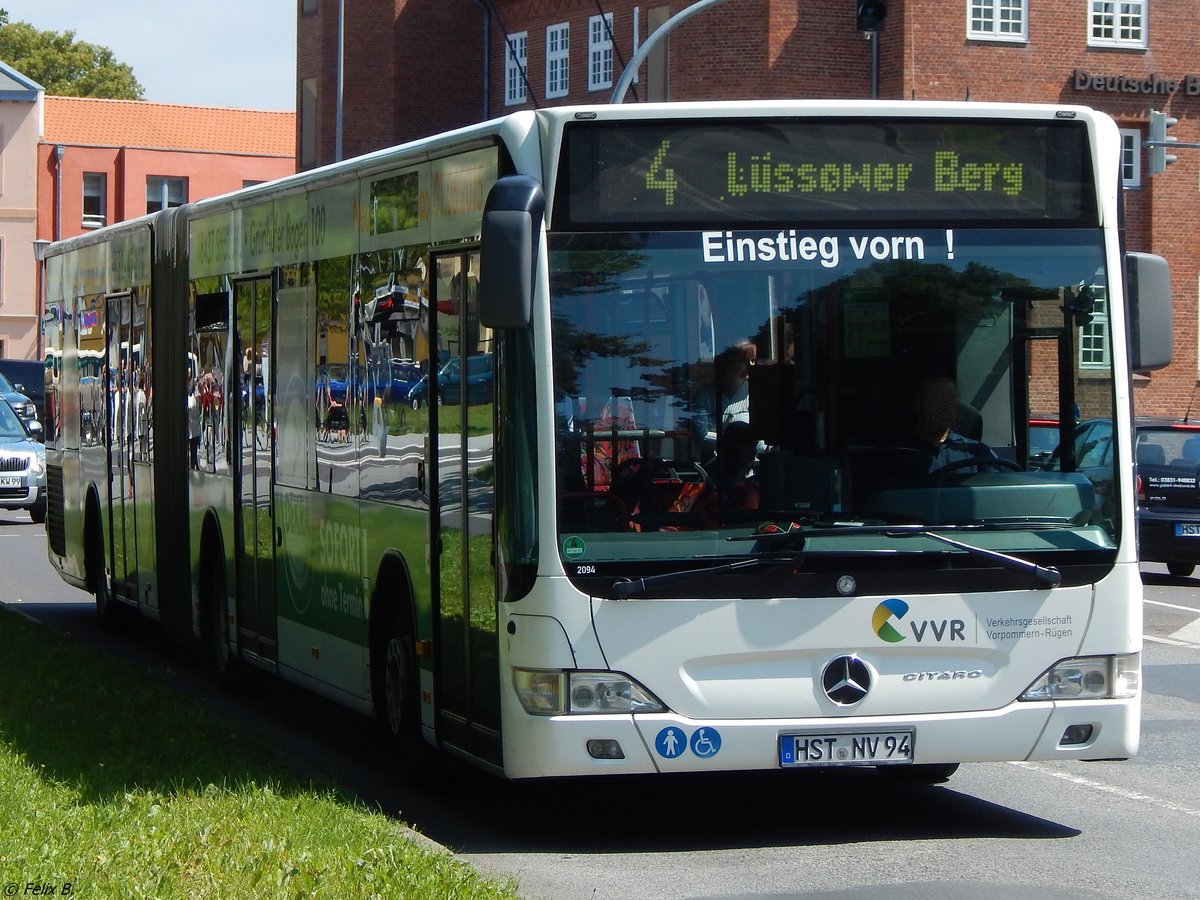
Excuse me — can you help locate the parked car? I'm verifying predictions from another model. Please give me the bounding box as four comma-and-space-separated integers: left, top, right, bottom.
1133, 418, 1200, 577
0, 358, 45, 420
0, 396, 47, 523
1036, 414, 1200, 578
378, 359, 422, 405
0, 368, 38, 429
0, 367, 39, 436
407, 353, 494, 409
1027, 414, 1065, 468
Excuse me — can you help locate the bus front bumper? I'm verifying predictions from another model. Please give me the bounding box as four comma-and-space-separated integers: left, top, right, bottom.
499, 696, 1139, 779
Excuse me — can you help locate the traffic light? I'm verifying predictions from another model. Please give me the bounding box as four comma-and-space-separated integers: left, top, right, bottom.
1148, 109, 1178, 175
856, 0, 888, 32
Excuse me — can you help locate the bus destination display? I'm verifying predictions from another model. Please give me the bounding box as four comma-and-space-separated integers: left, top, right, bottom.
559, 118, 1095, 227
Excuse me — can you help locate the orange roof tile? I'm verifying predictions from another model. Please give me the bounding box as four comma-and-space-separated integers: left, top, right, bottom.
43, 96, 295, 157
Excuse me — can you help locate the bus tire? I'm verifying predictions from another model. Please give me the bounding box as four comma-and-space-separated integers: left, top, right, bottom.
876, 763, 959, 784
202, 546, 243, 691
85, 499, 120, 629
372, 602, 423, 759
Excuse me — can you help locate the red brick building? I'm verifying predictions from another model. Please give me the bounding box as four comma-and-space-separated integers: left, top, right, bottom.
297, 0, 1198, 417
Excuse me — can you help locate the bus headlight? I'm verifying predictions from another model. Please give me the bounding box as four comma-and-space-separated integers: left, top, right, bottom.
1019, 653, 1139, 701
513, 668, 666, 716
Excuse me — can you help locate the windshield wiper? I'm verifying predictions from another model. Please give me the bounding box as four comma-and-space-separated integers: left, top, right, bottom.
731, 522, 1061, 589
612, 557, 792, 600
891, 528, 1062, 588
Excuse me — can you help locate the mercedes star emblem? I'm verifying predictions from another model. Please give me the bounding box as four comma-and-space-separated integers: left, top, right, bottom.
822, 655, 872, 706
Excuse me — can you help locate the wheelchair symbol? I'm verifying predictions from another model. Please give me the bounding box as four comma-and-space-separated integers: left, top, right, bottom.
690, 727, 721, 759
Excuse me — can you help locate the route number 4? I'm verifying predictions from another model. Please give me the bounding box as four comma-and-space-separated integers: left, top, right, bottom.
646, 140, 678, 206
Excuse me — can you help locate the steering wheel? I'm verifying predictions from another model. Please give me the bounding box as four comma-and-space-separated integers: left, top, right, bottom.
933, 456, 1023, 475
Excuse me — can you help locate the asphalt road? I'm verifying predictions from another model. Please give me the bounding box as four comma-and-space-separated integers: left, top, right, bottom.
2, 510, 1199, 899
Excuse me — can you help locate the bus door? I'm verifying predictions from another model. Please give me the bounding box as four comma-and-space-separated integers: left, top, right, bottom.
233, 275, 278, 661
104, 292, 153, 606
430, 249, 501, 764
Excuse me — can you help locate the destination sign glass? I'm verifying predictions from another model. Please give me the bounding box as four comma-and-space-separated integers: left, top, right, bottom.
557, 118, 1096, 228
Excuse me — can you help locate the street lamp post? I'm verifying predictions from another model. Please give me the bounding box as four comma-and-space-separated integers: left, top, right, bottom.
855, 1, 888, 99
32, 239, 52, 361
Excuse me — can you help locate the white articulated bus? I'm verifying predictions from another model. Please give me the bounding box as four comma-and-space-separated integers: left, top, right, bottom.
42, 101, 1170, 781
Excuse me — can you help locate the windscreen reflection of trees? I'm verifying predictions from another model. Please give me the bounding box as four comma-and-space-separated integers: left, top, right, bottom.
553, 248, 1093, 462
550, 242, 673, 414
551, 249, 1036, 438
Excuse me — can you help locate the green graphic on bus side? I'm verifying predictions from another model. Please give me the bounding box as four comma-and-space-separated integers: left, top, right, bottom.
277, 488, 366, 641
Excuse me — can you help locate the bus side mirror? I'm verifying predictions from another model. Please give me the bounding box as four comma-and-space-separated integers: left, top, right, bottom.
1126, 251, 1172, 372
480, 175, 545, 329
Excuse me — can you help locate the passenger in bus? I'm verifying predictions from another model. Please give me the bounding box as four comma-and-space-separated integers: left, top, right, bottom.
691, 339, 757, 457
901, 376, 995, 473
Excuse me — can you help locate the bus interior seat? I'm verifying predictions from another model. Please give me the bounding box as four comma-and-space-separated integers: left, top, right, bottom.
610, 456, 708, 528
956, 401, 983, 442
580, 395, 640, 490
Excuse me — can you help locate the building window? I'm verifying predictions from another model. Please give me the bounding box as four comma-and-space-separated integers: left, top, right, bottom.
588, 13, 614, 92
83, 172, 107, 229
1120, 129, 1141, 188
301, 0, 317, 14
967, 0, 1026, 41
546, 22, 570, 99
505, 32, 528, 106
1079, 314, 1110, 368
1079, 280, 1110, 369
146, 176, 187, 214
1089, 1, 1146, 49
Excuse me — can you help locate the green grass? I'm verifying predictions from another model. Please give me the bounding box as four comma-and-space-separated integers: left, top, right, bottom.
383, 402, 493, 437
0, 607, 519, 899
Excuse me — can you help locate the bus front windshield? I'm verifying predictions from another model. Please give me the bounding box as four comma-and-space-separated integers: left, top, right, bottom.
549, 227, 1117, 585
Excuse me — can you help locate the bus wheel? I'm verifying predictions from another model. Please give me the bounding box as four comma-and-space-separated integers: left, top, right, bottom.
876, 763, 959, 784
374, 608, 421, 757
86, 511, 119, 629
204, 560, 242, 691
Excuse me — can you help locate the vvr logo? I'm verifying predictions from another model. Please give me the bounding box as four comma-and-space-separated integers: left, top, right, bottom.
872, 598, 966, 643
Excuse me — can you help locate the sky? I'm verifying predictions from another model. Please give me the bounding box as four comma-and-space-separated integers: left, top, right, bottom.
1, 0, 296, 110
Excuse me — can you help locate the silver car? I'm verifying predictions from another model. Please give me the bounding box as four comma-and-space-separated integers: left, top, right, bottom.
0, 397, 46, 523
